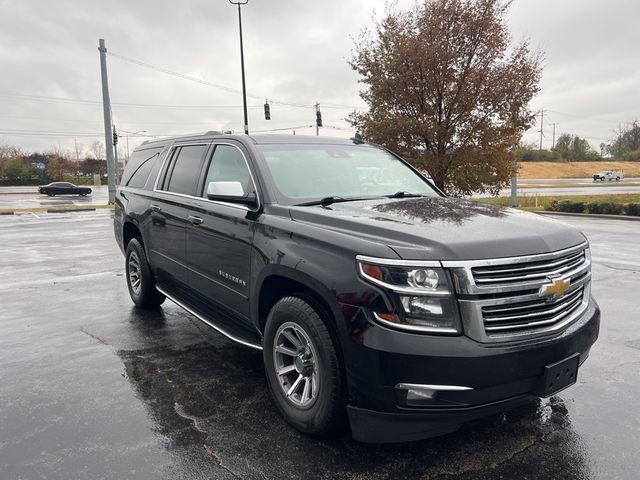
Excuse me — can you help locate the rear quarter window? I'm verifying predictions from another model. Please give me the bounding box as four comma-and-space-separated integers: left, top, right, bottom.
122, 147, 165, 189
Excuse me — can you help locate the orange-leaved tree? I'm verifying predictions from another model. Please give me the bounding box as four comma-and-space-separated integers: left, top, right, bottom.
349, 0, 542, 195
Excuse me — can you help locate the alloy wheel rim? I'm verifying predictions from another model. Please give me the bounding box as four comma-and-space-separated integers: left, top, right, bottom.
128, 251, 142, 295
273, 322, 319, 408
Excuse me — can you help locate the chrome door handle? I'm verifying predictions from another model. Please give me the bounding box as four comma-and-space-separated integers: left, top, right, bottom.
150, 204, 161, 213
188, 215, 204, 226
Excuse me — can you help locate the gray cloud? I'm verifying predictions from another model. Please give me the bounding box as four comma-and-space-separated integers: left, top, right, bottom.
0, 0, 637, 154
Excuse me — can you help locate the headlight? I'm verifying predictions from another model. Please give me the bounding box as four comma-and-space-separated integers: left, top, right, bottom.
357, 256, 461, 334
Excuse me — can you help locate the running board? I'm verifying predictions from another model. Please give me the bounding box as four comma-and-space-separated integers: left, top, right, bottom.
157, 286, 263, 351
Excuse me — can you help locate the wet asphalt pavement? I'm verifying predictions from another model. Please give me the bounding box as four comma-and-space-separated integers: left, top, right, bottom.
0, 211, 638, 479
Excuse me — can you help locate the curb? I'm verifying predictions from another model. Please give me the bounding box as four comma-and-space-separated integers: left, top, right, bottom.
0, 206, 109, 215
47, 208, 97, 214
536, 211, 640, 222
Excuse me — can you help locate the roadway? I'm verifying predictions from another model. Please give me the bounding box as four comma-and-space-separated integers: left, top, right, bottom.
0, 185, 109, 209
498, 177, 640, 197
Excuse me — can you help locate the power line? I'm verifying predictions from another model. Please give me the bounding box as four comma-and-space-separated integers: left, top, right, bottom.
545, 109, 625, 125
251, 125, 314, 133
106, 51, 364, 111
0, 93, 264, 110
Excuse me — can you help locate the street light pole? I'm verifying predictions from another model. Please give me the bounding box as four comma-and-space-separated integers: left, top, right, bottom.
229, 0, 249, 135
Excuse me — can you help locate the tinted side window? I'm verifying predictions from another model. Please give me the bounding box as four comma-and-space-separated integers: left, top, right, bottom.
124, 148, 163, 189
166, 145, 208, 196
202, 144, 253, 197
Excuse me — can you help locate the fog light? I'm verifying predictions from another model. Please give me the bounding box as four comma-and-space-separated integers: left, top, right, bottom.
406, 388, 437, 401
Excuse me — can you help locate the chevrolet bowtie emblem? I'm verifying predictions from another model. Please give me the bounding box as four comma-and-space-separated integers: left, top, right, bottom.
540, 277, 570, 301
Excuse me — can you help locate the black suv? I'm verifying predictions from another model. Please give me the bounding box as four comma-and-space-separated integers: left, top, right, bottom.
114, 132, 599, 443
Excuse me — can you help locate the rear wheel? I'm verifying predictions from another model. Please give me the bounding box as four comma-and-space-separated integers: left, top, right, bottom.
263, 296, 345, 436
125, 238, 165, 308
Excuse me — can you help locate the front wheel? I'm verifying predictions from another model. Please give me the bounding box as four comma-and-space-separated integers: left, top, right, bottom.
125, 238, 165, 308
263, 296, 345, 436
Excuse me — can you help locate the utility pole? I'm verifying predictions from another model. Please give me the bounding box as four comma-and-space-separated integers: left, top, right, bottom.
98, 38, 116, 204
551, 122, 558, 150
538, 109, 544, 151
511, 161, 518, 208
229, 0, 249, 135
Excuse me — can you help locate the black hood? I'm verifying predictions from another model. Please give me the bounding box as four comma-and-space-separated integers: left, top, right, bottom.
288, 197, 586, 261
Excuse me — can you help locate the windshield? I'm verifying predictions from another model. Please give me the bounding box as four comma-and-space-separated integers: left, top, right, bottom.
257, 144, 439, 205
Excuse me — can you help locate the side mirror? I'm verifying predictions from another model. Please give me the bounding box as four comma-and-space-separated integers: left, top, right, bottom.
206, 181, 257, 205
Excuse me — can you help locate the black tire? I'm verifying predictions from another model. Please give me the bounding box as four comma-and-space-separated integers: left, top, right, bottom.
616, 177, 620, 181
125, 238, 165, 308
263, 295, 345, 436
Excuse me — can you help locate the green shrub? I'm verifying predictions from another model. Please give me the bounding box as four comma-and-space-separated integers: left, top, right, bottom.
557, 200, 584, 213
585, 202, 624, 215
625, 203, 640, 216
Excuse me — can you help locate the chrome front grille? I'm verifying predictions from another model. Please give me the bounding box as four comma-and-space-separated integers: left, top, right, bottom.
481, 285, 584, 336
443, 242, 591, 343
471, 249, 585, 286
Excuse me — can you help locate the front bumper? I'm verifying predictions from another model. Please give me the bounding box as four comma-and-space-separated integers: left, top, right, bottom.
344, 297, 600, 443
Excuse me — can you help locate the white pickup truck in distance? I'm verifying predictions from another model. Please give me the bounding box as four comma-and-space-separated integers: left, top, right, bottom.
593, 170, 623, 181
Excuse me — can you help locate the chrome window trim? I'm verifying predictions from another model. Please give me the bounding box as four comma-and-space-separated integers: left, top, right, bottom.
152, 141, 261, 212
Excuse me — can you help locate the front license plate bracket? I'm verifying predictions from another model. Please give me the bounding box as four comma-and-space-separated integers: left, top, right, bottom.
537, 353, 580, 397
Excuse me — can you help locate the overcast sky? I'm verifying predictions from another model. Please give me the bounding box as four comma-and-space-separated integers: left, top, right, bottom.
0, 0, 638, 156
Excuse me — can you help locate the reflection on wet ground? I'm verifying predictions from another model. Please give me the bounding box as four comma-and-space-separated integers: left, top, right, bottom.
1, 211, 639, 479
117, 305, 592, 479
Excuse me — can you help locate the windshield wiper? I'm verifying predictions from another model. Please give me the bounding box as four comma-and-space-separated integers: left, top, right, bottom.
386, 191, 426, 198
295, 196, 366, 207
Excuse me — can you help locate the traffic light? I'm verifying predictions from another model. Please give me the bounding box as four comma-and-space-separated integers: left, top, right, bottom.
316, 106, 322, 127
264, 101, 271, 120
112, 127, 118, 146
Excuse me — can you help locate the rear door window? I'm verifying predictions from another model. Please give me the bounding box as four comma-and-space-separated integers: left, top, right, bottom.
163, 145, 208, 196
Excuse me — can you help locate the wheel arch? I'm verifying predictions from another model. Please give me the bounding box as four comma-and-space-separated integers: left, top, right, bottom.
122, 220, 143, 250
254, 268, 342, 335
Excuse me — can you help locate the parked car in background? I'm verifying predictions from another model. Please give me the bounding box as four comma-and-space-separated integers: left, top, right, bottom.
38, 182, 92, 196
593, 170, 623, 181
